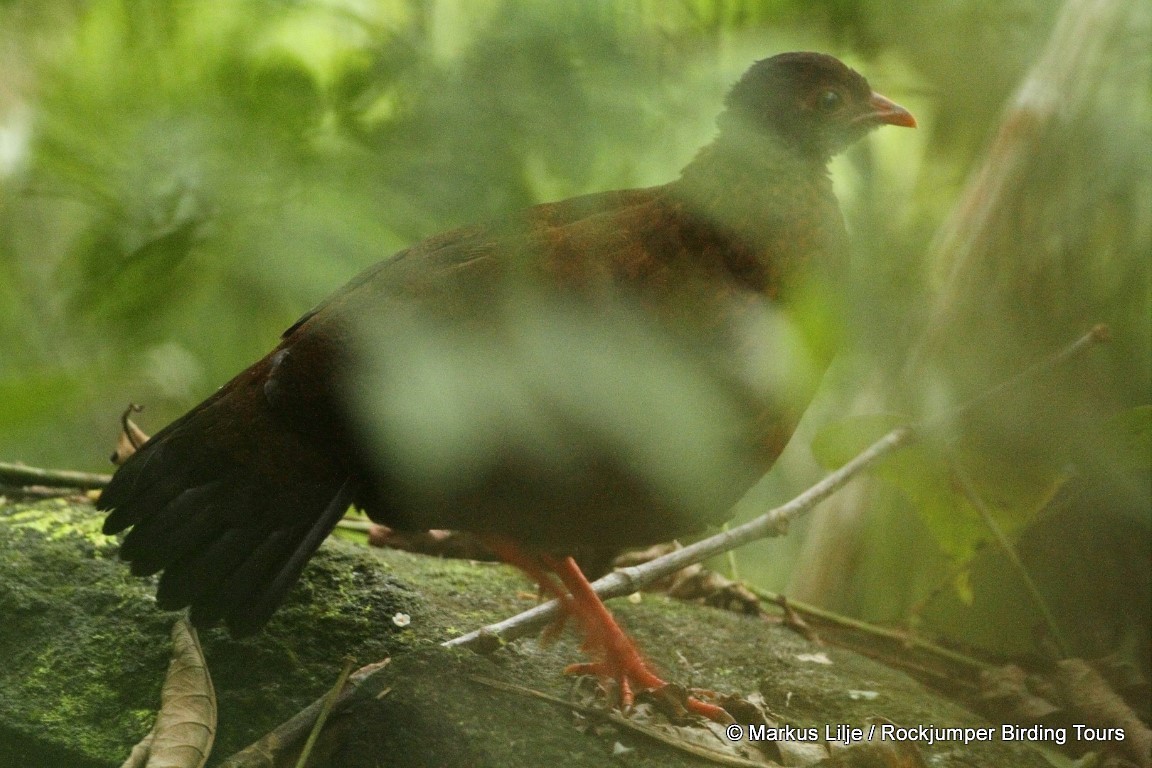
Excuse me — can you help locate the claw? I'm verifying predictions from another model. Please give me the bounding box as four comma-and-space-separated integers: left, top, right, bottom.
484, 538, 731, 723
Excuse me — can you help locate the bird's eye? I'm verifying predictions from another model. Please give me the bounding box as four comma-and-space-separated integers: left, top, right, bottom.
817, 90, 842, 112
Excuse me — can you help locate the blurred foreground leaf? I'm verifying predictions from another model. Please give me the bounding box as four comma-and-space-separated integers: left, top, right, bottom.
812, 413, 1066, 566
0, 371, 81, 432
1106, 405, 1151, 469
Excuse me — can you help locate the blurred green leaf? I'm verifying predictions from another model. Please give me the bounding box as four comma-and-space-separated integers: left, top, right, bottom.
63, 182, 210, 330
0, 371, 82, 432
813, 413, 1066, 564
352, 287, 771, 523
810, 412, 906, 471
952, 568, 974, 607
1108, 404, 1152, 459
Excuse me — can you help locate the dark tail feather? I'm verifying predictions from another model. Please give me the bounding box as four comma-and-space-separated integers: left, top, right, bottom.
215, 478, 358, 637
101, 437, 194, 534
98, 372, 354, 637
118, 480, 230, 574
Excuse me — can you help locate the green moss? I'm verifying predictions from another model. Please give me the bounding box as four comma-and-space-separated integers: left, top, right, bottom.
6, 499, 120, 548
2, 499, 1051, 768
1, 500, 412, 764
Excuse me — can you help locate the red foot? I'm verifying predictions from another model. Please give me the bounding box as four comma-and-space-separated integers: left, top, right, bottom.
482, 536, 729, 723
545, 555, 730, 722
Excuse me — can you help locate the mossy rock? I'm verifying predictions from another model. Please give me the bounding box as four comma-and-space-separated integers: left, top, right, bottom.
0, 498, 1049, 767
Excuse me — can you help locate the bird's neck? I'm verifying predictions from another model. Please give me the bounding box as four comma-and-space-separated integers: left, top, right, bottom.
669, 128, 842, 293
674, 127, 831, 224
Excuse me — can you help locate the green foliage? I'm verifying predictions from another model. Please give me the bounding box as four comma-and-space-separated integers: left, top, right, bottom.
0, 0, 917, 469
812, 413, 1065, 573
0, 370, 82, 434
1108, 405, 1152, 470
0, 0, 1147, 660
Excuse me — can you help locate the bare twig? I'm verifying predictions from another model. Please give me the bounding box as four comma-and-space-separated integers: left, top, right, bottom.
923, 324, 1109, 430
294, 657, 355, 768
467, 676, 765, 768
217, 659, 390, 768
112, 403, 150, 465
744, 584, 991, 675
0, 460, 111, 490
444, 426, 914, 650
120, 403, 146, 450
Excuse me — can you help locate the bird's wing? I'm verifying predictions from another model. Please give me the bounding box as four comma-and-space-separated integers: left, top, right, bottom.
260, 184, 785, 548
97, 186, 677, 635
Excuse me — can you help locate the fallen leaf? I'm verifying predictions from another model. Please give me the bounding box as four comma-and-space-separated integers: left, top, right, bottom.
111, 404, 150, 465
120, 616, 216, 768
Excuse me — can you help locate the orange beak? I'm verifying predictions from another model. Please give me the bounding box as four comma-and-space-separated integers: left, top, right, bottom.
859, 92, 917, 128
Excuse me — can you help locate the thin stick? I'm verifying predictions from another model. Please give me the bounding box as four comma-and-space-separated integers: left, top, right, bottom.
0, 461, 111, 490
744, 585, 992, 674
444, 426, 914, 650
924, 324, 1109, 429
217, 659, 390, 768
468, 676, 764, 768
721, 522, 740, 581
293, 657, 355, 768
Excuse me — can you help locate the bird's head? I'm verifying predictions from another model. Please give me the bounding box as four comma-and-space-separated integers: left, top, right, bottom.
720, 52, 916, 162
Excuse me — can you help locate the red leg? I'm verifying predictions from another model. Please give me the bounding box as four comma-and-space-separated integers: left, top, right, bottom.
544, 554, 729, 722
543, 555, 662, 693
481, 537, 564, 599
480, 536, 572, 642
482, 538, 729, 722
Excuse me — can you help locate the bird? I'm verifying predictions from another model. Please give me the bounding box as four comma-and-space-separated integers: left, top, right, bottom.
99, 51, 914, 720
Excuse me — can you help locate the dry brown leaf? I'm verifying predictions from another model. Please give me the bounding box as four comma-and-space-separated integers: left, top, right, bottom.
112, 404, 151, 466
120, 616, 217, 768
978, 664, 1061, 722
814, 718, 927, 768
613, 543, 764, 616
